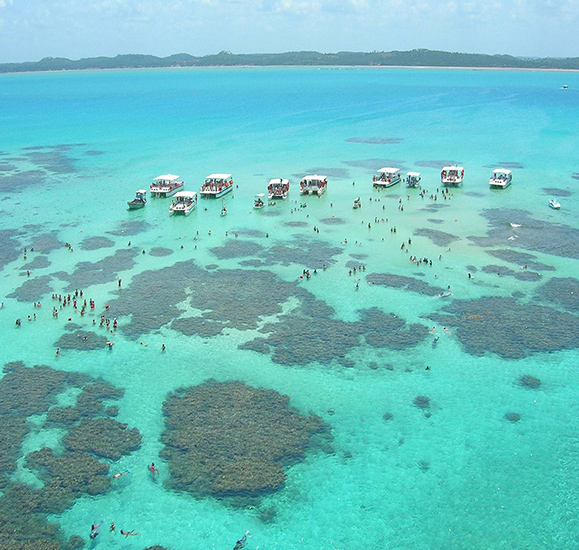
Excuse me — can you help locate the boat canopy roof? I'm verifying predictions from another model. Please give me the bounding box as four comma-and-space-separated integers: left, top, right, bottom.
269, 178, 289, 185
442, 166, 463, 171
378, 167, 400, 173
136, 189, 147, 194
206, 173, 232, 179
303, 174, 326, 181
154, 174, 180, 181
492, 168, 512, 175
174, 191, 197, 199
406, 172, 421, 177
255, 193, 265, 198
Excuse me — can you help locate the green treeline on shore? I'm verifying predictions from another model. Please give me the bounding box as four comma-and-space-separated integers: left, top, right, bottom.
2, 49, 579, 73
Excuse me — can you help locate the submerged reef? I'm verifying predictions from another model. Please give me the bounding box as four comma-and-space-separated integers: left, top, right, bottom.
54, 329, 108, 351
0, 361, 140, 548
413, 228, 460, 247
470, 208, 579, 259
485, 249, 554, 272
161, 380, 330, 500
429, 296, 579, 359
535, 277, 579, 312
366, 272, 445, 296
106, 259, 428, 364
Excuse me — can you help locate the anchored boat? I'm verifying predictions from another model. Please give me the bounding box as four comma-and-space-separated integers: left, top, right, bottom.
299, 175, 327, 196
268, 178, 289, 200
441, 166, 464, 186
127, 189, 147, 210
200, 174, 234, 198
405, 172, 421, 188
150, 174, 184, 197
373, 167, 401, 188
169, 191, 197, 215
489, 169, 512, 189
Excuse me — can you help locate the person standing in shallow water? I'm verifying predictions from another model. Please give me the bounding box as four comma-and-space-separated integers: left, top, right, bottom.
149, 462, 159, 476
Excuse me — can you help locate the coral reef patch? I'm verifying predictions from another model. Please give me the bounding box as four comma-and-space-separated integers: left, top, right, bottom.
160, 380, 330, 500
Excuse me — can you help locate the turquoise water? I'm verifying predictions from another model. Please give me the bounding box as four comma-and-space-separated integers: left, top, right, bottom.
1, 67, 579, 549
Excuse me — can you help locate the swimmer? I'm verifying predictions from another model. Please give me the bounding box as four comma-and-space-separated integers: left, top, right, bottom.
113, 469, 130, 479
89, 523, 101, 540
429, 327, 436, 334
120, 529, 140, 537
443, 327, 452, 335
56, 348, 60, 357
149, 462, 159, 476
110, 521, 116, 533
140, 342, 148, 347
234, 531, 250, 550
162, 343, 166, 352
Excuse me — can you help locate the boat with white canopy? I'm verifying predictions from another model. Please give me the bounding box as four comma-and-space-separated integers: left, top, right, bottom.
489, 169, 512, 189
441, 166, 464, 186
169, 191, 197, 215
373, 167, 401, 188
150, 174, 184, 197
299, 175, 327, 196
254, 193, 266, 209
405, 172, 421, 188
200, 174, 234, 198
268, 178, 289, 200
127, 189, 147, 209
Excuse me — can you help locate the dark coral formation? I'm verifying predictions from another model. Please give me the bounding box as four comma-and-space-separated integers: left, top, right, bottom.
504, 412, 521, 422
23, 254, 51, 270
541, 187, 572, 197
0, 361, 140, 548
536, 277, 579, 312
241, 305, 428, 366
64, 418, 141, 460
107, 219, 151, 236
413, 228, 460, 247
470, 208, 579, 259
366, 272, 445, 296
56, 248, 139, 290
54, 330, 108, 351
149, 247, 174, 257
80, 236, 115, 250
26, 448, 110, 513
160, 380, 329, 499
481, 264, 541, 281
0, 228, 22, 269
429, 297, 579, 359
413, 396, 430, 410
485, 249, 554, 271
210, 240, 264, 259
518, 375, 541, 389
7, 274, 54, 302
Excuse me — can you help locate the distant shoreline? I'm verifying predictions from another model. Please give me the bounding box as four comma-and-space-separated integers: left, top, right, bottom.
1, 64, 578, 76
1, 50, 578, 75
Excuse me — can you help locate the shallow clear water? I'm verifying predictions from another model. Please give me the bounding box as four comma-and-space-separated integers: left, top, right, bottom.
1, 67, 579, 549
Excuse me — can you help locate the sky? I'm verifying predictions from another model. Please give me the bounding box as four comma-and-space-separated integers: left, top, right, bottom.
0, 0, 578, 63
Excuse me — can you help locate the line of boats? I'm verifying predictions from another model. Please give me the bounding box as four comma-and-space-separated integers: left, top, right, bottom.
127, 165, 559, 214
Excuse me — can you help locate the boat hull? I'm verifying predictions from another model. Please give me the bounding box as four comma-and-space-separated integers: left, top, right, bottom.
200, 185, 233, 199
127, 201, 146, 210
374, 177, 401, 188
150, 184, 184, 197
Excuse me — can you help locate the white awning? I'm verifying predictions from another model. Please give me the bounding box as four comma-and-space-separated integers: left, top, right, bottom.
154, 174, 180, 181
406, 172, 421, 177
269, 178, 289, 185
206, 173, 232, 179
442, 166, 463, 171
174, 191, 196, 198
378, 167, 399, 173
492, 169, 512, 175
303, 175, 326, 181
136, 189, 147, 194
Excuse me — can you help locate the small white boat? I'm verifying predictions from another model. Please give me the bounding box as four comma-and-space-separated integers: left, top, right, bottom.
441, 166, 464, 186
127, 189, 147, 210
405, 172, 421, 188
300, 175, 327, 196
220, 204, 228, 216
268, 178, 289, 200
169, 191, 197, 215
563, 85, 569, 90
150, 174, 184, 197
549, 199, 561, 210
353, 197, 362, 209
490, 168, 512, 189
373, 167, 401, 188
254, 193, 266, 209
200, 173, 234, 199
